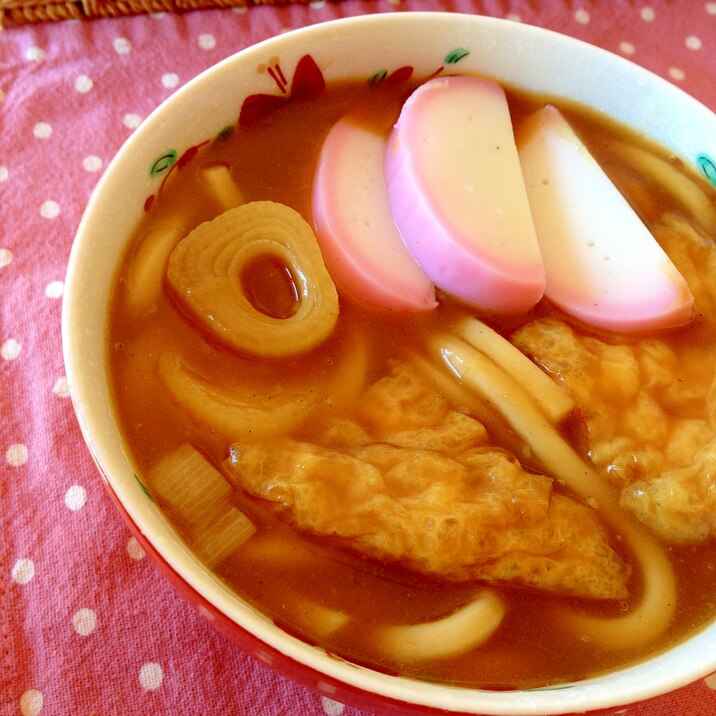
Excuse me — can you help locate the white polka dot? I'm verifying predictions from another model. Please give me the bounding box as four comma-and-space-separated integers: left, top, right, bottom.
641, 7, 655, 21
151, 11, 167, 18
33, 122, 52, 139
19, 689, 43, 716
53, 376, 70, 398
317, 681, 337, 695
685, 35, 702, 51
113, 37, 131, 55
0, 166, 8, 182
6, 443, 28, 467
309, 0, 326, 8
255, 649, 273, 665
707, 3, 716, 16
575, 9, 590, 24
197, 604, 215, 621
73, 607, 98, 636
40, 200, 60, 219
0, 248, 12, 267
705, 671, 716, 689
669, 67, 686, 81
321, 697, 345, 716
139, 662, 164, 691
123, 113, 142, 130
231, 5, 247, 13
619, 42, 635, 55
12, 558, 35, 585
83, 155, 103, 172
25, 47, 45, 61
2, 338, 21, 361
74, 74, 93, 93
127, 536, 146, 560
2, 337, 22, 361
65, 485, 87, 511
45, 280, 64, 298
161, 73, 180, 89
198, 34, 216, 50
505, 13, 521, 22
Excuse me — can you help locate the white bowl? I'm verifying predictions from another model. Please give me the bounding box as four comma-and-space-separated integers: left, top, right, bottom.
62, 12, 716, 715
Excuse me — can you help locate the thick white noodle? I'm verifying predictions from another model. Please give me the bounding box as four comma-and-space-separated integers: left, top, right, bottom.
410, 354, 496, 426
158, 353, 317, 440
298, 600, 350, 639
454, 317, 575, 424
323, 328, 370, 416
126, 217, 188, 315
431, 334, 677, 649
377, 590, 505, 662
613, 143, 716, 231
127, 165, 242, 315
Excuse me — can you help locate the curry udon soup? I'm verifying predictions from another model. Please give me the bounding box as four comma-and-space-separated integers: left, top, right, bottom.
108, 71, 716, 690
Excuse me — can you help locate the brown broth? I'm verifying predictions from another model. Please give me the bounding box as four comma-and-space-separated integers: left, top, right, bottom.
108, 76, 716, 689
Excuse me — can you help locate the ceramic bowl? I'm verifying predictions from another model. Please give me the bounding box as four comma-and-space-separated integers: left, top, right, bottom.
62, 12, 716, 715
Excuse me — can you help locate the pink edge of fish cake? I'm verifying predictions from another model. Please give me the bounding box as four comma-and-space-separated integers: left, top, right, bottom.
384, 75, 546, 314
516, 105, 694, 333
312, 115, 437, 312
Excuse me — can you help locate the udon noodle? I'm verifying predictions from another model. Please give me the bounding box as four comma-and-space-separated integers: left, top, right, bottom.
108, 74, 716, 688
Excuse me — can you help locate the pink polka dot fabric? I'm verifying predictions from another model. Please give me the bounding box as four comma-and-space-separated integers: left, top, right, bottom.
2, 2, 715, 715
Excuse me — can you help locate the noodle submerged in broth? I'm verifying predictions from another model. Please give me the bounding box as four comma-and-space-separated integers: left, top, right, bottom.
108, 76, 716, 688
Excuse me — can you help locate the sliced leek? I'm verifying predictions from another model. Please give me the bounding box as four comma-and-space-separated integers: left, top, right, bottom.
192, 502, 256, 566
148, 444, 256, 565
237, 531, 319, 565
199, 164, 245, 211
149, 442, 231, 525
167, 201, 339, 358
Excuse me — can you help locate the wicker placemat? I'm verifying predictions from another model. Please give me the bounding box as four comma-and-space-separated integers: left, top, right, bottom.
0, 0, 304, 29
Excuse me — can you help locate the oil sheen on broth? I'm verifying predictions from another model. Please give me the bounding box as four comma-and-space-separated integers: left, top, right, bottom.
108, 76, 716, 689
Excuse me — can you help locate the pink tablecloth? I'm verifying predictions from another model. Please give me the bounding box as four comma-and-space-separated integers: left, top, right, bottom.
2, 2, 715, 714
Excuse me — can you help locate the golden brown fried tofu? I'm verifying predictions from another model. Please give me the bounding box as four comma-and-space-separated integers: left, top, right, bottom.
226, 362, 629, 600
512, 215, 716, 547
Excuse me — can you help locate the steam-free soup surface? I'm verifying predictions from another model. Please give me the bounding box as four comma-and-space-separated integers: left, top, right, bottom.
109, 76, 716, 688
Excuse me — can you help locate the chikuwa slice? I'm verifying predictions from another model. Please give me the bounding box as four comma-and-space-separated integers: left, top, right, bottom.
167, 201, 339, 358
313, 115, 437, 311
384, 76, 546, 314
516, 105, 694, 332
